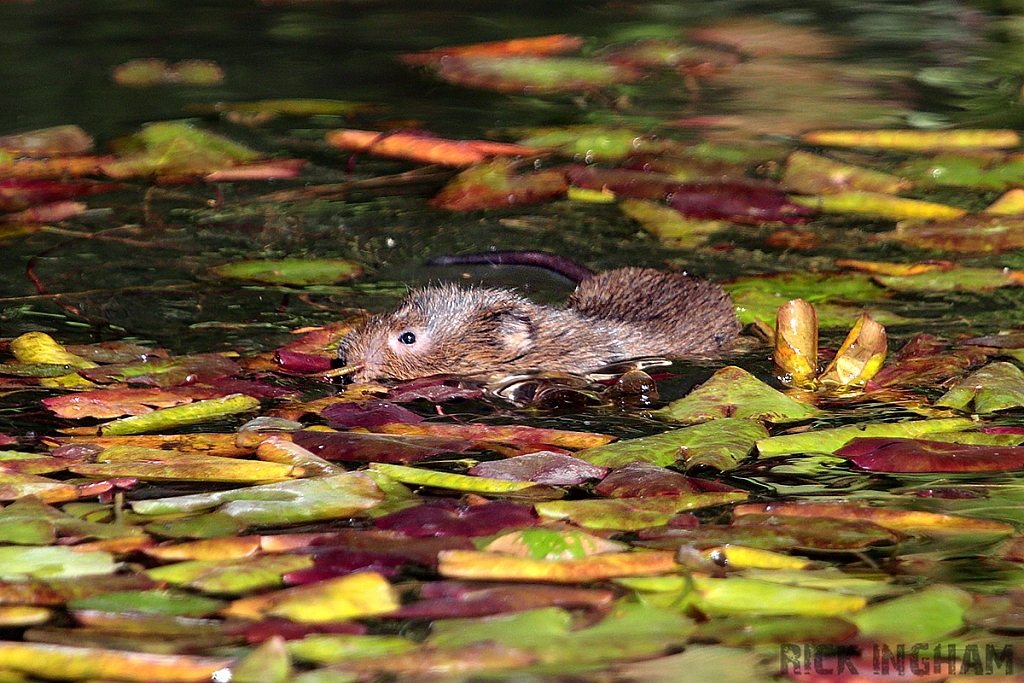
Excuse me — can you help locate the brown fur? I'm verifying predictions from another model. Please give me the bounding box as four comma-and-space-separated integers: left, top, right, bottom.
337, 267, 741, 381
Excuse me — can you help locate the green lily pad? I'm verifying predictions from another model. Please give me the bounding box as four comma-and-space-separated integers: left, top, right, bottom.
655, 366, 821, 424
575, 417, 768, 469
692, 575, 867, 616
756, 417, 975, 457
875, 268, 1024, 292
146, 554, 314, 595
130, 472, 385, 526
0, 546, 116, 580
850, 584, 970, 642
536, 492, 747, 531
211, 258, 363, 286
288, 635, 418, 665
68, 590, 224, 616
935, 361, 1024, 413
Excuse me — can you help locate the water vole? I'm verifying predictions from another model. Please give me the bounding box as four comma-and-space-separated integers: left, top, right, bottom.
337, 256, 741, 382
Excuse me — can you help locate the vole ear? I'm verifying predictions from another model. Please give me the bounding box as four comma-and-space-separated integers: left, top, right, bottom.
495, 309, 536, 358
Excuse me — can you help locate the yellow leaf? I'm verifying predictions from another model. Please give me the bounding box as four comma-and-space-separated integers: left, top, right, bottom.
818, 313, 887, 387
438, 549, 678, 582
223, 571, 399, 622
774, 299, 818, 386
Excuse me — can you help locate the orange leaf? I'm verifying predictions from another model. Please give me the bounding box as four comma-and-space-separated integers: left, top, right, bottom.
324, 129, 540, 167
400, 34, 585, 66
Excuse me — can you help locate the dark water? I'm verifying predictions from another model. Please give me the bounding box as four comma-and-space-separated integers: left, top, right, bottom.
0, 0, 1009, 357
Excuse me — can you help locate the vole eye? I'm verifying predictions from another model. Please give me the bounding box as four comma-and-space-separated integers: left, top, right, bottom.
398, 331, 417, 345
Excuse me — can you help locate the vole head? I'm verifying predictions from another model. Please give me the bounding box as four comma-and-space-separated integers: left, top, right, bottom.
337, 283, 538, 382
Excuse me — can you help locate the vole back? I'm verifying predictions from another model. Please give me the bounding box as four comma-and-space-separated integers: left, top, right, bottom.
337, 265, 741, 382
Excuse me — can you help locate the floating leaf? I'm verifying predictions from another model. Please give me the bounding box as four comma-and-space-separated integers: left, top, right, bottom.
836, 437, 1024, 472
438, 550, 678, 582
733, 501, 1014, 537
594, 462, 743, 497
401, 34, 585, 66
394, 580, 615, 621
79, 353, 240, 386
99, 394, 260, 435
11, 331, 97, 369
692, 575, 866, 616
782, 151, 911, 195
147, 554, 314, 594
432, 55, 639, 94
370, 462, 536, 493
889, 213, 1024, 253
535, 493, 747, 531
0, 546, 115, 580
223, 571, 399, 622
800, 129, 1021, 151
0, 125, 93, 156
849, 585, 969, 642
790, 190, 966, 220
655, 366, 821, 424
368, 422, 613, 449
320, 400, 423, 429
131, 472, 384, 526
619, 198, 729, 248
102, 121, 262, 178
690, 18, 842, 58
577, 418, 768, 470
68, 589, 224, 617
70, 445, 302, 483
517, 126, 671, 162
211, 259, 363, 286
755, 417, 974, 457
431, 158, 567, 210
43, 386, 238, 419
288, 634, 417, 665
292, 430, 473, 464
874, 267, 1024, 291
935, 361, 1024, 413
324, 128, 536, 167
482, 528, 627, 559
373, 499, 537, 537
469, 451, 607, 485
0, 642, 231, 683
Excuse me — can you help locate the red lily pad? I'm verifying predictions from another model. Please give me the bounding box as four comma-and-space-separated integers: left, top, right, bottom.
373, 499, 538, 537
283, 548, 416, 585
469, 452, 607, 485
291, 430, 473, 464
0, 179, 120, 212
390, 581, 614, 619
836, 437, 1024, 473
321, 400, 424, 429
275, 349, 333, 374
387, 377, 483, 403
227, 618, 367, 644
594, 462, 743, 497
